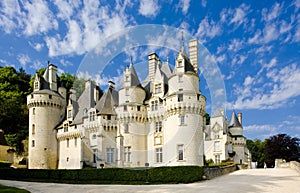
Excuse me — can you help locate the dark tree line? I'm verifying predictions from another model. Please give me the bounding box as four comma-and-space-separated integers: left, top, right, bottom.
247, 134, 299, 168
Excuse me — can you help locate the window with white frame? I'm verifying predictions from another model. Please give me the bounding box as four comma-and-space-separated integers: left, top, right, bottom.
214, 141, 220, 152
124, 146, 131, 162
68, 109, 72, 118
214, 131, 220, 139
89, 111, 96, 121
106, 148, 114, 163
155, 121, 162, 132
155, 147, 163, 163
125, 88, 129, 96
178, 75, 183, 82
180, 115, 185, 125
155, 100, 158, 110
125, 75, 129, 82
178, 93, 183, 102
178, 145, 184, 161
63, 123, 68, 132
32, 140, 35, 147
178, 60, 183, 67
124, 124, 129, 133
155, 84, 162, 93
151, 101, 154, 111
215, 155, 220, 164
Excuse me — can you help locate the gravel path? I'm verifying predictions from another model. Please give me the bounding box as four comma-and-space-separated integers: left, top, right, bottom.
1, 168, 299, 193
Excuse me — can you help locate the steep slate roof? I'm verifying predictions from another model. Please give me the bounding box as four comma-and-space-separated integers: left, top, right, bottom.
228, 111, 242, 128
128, 62, 141, 87
160, 61, 172, 78
95, 87, 118, 115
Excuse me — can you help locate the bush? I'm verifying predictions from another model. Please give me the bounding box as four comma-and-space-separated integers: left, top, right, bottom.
0, 161, 12, 168
0, 166, 204, 184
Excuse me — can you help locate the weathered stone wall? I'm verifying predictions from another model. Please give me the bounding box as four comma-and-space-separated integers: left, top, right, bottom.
290, 161, 300, 173
203, 165, 236, 180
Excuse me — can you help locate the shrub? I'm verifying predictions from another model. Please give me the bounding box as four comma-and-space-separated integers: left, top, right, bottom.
0, 161, 12, 168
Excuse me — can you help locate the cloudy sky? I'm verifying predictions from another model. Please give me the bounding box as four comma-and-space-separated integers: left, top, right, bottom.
0, 0, 300, 140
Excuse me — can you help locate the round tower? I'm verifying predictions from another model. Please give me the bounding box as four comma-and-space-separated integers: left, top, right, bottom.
27, 64, 66, 169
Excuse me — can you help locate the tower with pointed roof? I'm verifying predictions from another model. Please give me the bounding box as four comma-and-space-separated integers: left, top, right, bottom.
27, 63, 66, 169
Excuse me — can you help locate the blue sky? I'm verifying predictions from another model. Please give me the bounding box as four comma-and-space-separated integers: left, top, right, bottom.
0, 0, 300, 140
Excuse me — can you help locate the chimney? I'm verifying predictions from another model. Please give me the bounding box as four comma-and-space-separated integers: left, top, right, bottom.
188, 39, 198, 74
238, 112, 242, 126
148, 53, 159, 82
108, 81, 115, 89
48, 64, 57, 91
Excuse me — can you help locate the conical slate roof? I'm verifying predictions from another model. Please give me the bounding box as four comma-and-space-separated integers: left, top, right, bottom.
125, 61, 141, 87
95, 87, 118, 115
228, 111, 242, 128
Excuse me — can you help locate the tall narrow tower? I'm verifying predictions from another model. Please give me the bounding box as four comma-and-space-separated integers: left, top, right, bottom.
27, 64, 66, 169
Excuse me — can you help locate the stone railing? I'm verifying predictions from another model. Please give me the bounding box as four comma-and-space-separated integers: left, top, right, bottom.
203, 165, 236, 180
290, 161, 300, 173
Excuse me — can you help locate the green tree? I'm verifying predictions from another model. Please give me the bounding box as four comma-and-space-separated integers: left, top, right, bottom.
247, 139, 266, 168
0, 66, 31, 152
264, 134, 299, 167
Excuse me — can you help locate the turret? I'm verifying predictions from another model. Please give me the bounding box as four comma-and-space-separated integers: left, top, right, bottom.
27, 63, 66, 169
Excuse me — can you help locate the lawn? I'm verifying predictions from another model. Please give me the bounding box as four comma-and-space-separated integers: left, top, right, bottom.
0, 185, 30, 193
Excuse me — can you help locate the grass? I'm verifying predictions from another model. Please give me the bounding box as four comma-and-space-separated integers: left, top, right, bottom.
0, 185, 30, 193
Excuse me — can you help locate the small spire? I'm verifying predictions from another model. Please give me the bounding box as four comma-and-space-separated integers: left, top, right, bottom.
130, 56, 133, 67
181, 30, 184, 51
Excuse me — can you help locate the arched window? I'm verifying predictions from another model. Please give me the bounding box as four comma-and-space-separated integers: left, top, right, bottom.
32, 108, 35, 115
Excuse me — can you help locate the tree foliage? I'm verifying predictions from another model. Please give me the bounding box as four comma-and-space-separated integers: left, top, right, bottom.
246, 139, 266, 168
0, 66, 31, 152
264, 134, 299, 167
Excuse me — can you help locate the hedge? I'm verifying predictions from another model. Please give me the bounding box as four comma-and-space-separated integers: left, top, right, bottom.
0, 161, 11, 168
0, 166, 204, 184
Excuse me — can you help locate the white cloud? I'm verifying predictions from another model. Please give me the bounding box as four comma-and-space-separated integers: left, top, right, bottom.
231, 63, 300, 110
23, 0, 58, 36
262, 2, 282, 22
60, 59, 73, 67
138, 0, 160, 18
228, 38, 244, 52
243, 76, 254, 86
177, 0, 191, 14
201, 0, 207, 8
0, 0, 23, 33
17, 54, 31, 67
229, 4, 250, 28
196, 17, 222, 42
29, 42, 44, 52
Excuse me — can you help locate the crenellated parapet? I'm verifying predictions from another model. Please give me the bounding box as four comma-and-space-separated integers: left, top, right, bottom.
57, 130, 83, 141
165, 102, 205, 117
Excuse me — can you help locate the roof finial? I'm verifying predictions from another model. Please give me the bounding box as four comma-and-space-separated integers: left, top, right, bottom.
130, 56, 133, 67
181, 28, 184, 52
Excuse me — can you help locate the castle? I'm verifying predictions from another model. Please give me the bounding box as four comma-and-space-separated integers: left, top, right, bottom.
27, 39, 250, 169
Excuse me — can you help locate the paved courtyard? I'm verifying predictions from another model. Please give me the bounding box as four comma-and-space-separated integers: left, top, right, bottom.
0, 168, 299, 193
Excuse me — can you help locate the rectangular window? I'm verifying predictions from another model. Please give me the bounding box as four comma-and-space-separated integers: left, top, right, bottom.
180, 115, 185, 125
68, 109, 72, 118
155, 121, 162, 132
32, 124, 35, 135
74, 137, 77, 147
178, 61, 183, 67
214, 141, 220, 152
215, 155, 220, 164
124, 105, 127, 111
125, 76, 129, 82
49, 94, 52, 99
106, 148, 114, 163
125, 88, 129, 96
178, 145, 184, 161
137, 106, 141, 111
63, 123, 68, 132
155, 147, 163, 163
178, 75, 183, 82
32, 140, 35, 147
124, 146, 131, 162
124, 124, 129, 133
33, 108, 35, 115
155, 100, 158, 110
93, 149, 97, 163
214, 132, 219, 139
155, 84, 162, 93
151, 101, 154, 111
178, 94, 183, 102
67, 138, 69, 148
107, 115, 111, 120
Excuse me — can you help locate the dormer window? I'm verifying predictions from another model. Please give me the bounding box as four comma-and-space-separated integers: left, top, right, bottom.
178, 60, 183, 67
178, 94, 183, 102
34, 81, 39, 90
68, 109, 72, 118
125, 88, 129, 96
178, 75, 183, 82
63, 123, 68, 132
125, 75, 129, 82
89, 111, 96, 121
155, 84, 162, 93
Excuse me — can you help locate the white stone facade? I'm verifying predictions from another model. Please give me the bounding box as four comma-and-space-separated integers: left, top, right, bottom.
27, 39, 249, 169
